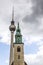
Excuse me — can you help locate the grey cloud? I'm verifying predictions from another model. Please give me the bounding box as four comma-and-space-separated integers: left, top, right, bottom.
12, 0, 29, 4
31, 56, 43, 65
23, 0, 43, 23
22, 0, 43, 36
0, 36, 2, 40
32, 0, 43, 16
22, 14, 40, 35
22, 14, 38, 24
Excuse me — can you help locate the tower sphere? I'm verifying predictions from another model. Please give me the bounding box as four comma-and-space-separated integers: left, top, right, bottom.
9, 21, 16, 31
9, 6, 16, 32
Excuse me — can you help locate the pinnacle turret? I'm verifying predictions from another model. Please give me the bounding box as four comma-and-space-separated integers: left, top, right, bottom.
16, 22, 21, 35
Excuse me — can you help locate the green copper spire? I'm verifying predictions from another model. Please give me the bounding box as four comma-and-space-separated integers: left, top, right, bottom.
18, 22, 19, 29
16, 22, 21, 35
15, 22, 22, 44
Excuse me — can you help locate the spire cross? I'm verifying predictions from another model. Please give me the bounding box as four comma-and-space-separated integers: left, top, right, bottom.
18, 22, 19, 29
17, 22, 21, 33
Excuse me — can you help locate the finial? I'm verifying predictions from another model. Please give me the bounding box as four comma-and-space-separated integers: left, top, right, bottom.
18, 22, 19, 28
12, 6, 14, 21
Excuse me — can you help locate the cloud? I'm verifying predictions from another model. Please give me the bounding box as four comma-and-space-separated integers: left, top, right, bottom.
12, 0, 31, 4
5, 60, 9, 65
11, 0, 33, 22
24, 45, 43, 65
32, 0, 43, 16
24, 38, 43, 65
22, 0, 43, 37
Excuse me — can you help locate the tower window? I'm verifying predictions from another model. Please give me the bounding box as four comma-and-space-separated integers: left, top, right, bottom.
11, 62, 14, 65
17, 46, 21, 52
18, 55, 20, 59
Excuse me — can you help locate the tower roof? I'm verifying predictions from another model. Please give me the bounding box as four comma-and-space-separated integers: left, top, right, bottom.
16, 22, 21, 35
15, 22, 23, 44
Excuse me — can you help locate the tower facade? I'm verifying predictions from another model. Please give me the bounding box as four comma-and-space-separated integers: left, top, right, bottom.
14, 23, 24, 65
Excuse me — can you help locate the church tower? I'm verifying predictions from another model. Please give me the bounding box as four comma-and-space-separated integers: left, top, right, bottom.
14, 23, 24, 65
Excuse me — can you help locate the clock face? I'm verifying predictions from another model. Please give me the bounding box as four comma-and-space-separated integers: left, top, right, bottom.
16, 36, 22, 43
17, 37, 20, 43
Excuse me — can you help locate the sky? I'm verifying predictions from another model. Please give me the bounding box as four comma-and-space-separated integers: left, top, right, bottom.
0, 0, 43, 65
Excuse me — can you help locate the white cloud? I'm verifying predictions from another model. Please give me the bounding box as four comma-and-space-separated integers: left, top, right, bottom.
5, 59, 9, 65
24, 39, 43, 65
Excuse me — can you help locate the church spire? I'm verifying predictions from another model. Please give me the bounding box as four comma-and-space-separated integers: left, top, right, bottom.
16, 22, 21, 35
15, 22, 23, 43
18, 22, 19, 29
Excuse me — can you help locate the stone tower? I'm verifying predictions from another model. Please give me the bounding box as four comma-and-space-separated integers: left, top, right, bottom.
14, 22, 24, 65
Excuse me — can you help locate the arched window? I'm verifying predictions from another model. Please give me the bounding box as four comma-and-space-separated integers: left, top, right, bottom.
11, 62, 14, 65
18, 55, 20, 59
17, 46, 21, 52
